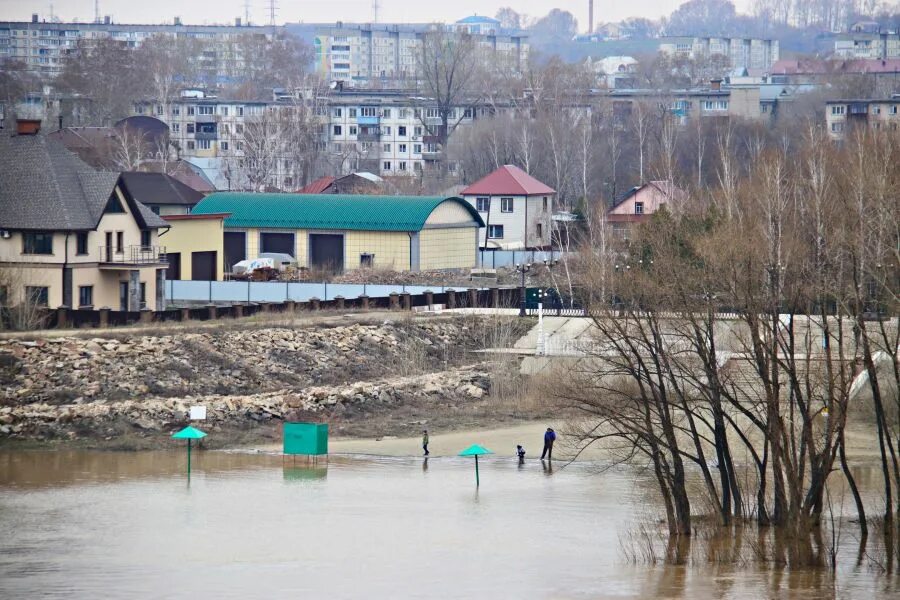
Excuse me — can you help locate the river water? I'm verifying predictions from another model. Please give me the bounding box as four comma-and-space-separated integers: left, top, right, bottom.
0, 450, 896, 599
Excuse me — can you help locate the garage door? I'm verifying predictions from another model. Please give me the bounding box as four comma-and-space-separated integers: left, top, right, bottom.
309, 234, 344, 273
166, 252, 181, 281
223, 232, 246, 273
191, 251, 217, 281
260, 232, 295, 257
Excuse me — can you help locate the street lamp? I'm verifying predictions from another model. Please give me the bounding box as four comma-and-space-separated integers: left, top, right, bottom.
536, 288, 547, 355
516, 262, 531, 317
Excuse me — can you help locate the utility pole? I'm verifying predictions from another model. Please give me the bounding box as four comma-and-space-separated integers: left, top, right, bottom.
243, 0, 251, 25
268, 0, 278, 26
372, 0, 379, 23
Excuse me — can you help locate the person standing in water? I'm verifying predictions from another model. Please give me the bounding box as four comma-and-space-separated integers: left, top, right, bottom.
540, 427, 556, 460
422, 430, 430, 456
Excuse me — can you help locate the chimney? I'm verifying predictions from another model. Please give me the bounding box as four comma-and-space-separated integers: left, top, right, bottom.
174, 16, 182, 26
16, 119, 42, 136
235, 17, 242, 27
710, 78, 722, 91
32, 13, 39, 23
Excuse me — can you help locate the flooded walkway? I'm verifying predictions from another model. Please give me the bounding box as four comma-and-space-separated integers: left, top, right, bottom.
0, 450, 895, 599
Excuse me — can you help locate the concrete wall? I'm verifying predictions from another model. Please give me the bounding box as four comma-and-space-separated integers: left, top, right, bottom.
344, 231, 410, 270
419, 227, 477, 270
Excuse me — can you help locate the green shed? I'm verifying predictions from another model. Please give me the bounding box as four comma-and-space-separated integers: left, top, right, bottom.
283, 422, 329, 456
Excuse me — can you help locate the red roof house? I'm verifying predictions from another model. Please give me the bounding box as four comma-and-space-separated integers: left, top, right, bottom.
460, 165, 556, 250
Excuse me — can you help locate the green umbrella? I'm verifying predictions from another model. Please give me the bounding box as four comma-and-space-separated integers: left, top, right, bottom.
459, 444, 494, 486
172, 426, 207, 477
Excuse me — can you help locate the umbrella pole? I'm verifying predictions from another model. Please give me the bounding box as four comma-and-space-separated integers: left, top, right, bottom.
188, 439, 192, 477
475, 455, 479, 486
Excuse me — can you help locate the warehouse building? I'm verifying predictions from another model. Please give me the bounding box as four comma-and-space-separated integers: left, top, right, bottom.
190, 193, 484, 273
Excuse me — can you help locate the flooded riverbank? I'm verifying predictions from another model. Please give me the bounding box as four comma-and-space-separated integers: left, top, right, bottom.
1, 449, 897, 599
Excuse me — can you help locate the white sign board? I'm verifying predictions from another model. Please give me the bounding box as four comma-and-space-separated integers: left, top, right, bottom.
189, 406, 207, 420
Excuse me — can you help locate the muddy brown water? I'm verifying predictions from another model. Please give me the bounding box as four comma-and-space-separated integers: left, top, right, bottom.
0, 450, 896, 599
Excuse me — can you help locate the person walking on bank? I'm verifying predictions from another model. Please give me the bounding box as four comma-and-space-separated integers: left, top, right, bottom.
422, 430, 430, 456
540, 427, 556, 460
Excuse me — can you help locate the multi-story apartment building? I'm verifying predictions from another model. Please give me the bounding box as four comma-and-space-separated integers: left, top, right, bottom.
0, 14, 278, 78
603, 80, 764, 123
834, 29, 900, 60
313, 19, 528, 84
825, 96, 900, 140
659, 36, 779, 72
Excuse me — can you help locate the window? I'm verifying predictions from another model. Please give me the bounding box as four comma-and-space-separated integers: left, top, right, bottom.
383, 143, 391, 152
25, 286, 48, 306
221, 106, 229, 116
425, 108, 439, 118
237, 107, 244, 116
349, 126, 357, 135
476, 197, 489, 212
333, 125, 342, 135
349, 108, 357, 118
221, 141, 229, 151
381, 126, 391, 135
198, 106, 213, 115
23, 232, 53, 254
333, 107, 342, 117
76, 232, 88, 255
187, 106, 195, 116
398, 126, 407, 136
399, 143, 407, 153
488, 225, 504, 239
198, 139, 211, 149
873, 106, 881, 115
186, 141, 195, 150
891, 105, 898, 115
831, 122, 844, 133
78, 285, 93, 307
381, 108, 391, 118
542, 196, 548, 212
399, 161, 407, 171
383, 161, 392, 170
414, 126, 423, 136
399, 109, 409, 118
116, 232, 124, 253
360, 253, 374, 267
536, 223, 543, 239
831, 105, 845, 115
171, 123, 180, 133
140, 230, 151, 247
414, 144, 422, 154
140, 282, 146, 306
701, 100, 728, 111
500, 197, 514, 213
172, 106, 180, 116
464, 107, 473, 118
186, 123, 195, 134
361, 107, 377, 117
634, 202, 644, 215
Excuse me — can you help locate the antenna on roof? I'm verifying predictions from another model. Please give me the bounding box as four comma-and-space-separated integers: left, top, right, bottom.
372, 0, 379, 23
268, 0, 278, 26
94, 0, 100, 24
243, 0, 251, 25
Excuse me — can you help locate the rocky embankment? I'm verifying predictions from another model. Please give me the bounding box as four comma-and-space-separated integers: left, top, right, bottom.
0, 317, 519, 445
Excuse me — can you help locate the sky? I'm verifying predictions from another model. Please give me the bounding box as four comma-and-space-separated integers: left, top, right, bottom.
0, 0, 752, 30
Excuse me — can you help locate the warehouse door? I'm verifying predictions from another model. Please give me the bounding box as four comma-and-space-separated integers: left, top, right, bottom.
260, 232, 295, 257
191, 251, 217, 281
223, 232, 246, 273
309, 234, 344, 273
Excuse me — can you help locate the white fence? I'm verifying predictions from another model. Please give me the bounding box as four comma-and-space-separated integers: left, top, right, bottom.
166, 280, 469, 304
477, 250, 568, 269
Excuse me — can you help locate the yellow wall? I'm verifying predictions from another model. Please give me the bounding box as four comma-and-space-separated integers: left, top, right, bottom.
344, 231, 410, 270
159, 218, 225, 281
419, 228, 477, 270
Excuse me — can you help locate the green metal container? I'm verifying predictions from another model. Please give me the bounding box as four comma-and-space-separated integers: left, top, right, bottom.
283, 422, 329, 456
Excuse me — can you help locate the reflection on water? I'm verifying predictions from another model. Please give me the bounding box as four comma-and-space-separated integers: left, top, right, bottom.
0, 450, 896, 599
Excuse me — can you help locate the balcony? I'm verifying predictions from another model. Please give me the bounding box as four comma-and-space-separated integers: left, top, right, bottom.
357, 131, 380, 142
98, 245, 167, 269
357, 115, 380, 125
195, 114, 219, 124
421, 150, 442, 160
195, 131, 218, 141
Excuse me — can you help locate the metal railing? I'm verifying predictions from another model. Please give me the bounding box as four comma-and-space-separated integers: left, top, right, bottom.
98, 245, 167, 265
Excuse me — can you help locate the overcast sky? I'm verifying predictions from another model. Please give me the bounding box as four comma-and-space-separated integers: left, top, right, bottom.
0, 0, 752, 29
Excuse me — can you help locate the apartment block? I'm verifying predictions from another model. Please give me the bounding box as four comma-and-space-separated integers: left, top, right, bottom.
825, 97, 900, 140
0, 14, 278, 78
834, 30, 900, 60
659, 36, 779, 72
313, 20, 528, 84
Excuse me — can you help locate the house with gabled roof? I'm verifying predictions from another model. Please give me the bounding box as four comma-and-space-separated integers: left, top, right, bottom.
0, 120, 170, 313
606, 180, 686, 238
460, 165, 555, 250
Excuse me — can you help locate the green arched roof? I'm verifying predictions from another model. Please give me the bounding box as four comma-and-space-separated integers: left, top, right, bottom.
191, 193, 484, 232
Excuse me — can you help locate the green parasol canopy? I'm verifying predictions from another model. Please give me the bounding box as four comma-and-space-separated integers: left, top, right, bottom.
459, 444, 493, 457
172, 426, 207, 440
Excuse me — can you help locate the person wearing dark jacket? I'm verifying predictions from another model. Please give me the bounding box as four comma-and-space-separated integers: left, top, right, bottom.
540, 427, 556, 460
